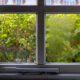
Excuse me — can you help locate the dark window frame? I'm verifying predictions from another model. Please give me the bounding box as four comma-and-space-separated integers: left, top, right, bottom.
0, 0, 80, 80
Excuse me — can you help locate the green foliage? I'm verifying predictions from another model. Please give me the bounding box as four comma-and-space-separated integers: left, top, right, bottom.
1, 13, 80, 63
0, 14, 36, 62
46, 14, 80, 62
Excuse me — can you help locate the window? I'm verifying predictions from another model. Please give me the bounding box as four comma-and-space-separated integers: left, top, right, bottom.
0, 0, 37, 5
17, 0, 21, 5
0, 0, 80, 80
46, 0, 80, 5
46, 14, 80, 63
0, 0, 7, 5
0, 14, 36, 63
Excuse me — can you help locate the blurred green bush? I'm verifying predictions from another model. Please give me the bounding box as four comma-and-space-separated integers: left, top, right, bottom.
46, 14, 80, 62
0, 14, 36, 62
1, 14, 80, 63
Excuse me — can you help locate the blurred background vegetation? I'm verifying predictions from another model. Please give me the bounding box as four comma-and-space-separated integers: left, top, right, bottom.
0, 14, 80, 63
46, 14, 80, 62
0, 14, 36, 63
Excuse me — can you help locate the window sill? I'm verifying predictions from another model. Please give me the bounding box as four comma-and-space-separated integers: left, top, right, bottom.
0, 63, 80, 73
0, 73, 80, 80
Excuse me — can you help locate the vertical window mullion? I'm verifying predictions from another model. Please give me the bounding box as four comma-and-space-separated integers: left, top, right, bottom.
36, 0, 45, 65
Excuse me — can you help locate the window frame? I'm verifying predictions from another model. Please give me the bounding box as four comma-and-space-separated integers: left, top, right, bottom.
0, 0, 80, 80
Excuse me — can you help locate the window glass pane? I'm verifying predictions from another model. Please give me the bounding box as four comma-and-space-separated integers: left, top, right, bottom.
17, 0, 21, 5
0, 14, 36, 63
46, 14, 80, 62
0, 0, 37, 5
46, 0, 80, 5
46, 0, 51, 5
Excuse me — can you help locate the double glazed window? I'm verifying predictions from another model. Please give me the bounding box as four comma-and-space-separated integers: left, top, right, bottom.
1, 0, 80, 80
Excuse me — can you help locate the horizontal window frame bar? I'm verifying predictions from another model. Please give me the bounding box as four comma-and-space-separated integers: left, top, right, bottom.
0, 6, 80, 13
0, 6, 37, 13
0, 67, 59, 73
1, 63, 80, 66
1, 63, 80, 73
0, 73, 80, 80
44, 6, 80, 13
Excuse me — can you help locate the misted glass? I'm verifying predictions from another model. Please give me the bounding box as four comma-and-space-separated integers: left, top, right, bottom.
46, 14, 80, 62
